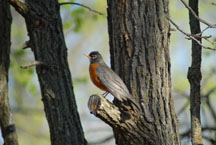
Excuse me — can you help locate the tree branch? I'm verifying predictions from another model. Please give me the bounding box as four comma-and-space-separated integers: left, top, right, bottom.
20, 61, 44, 69
87, 94, 155, 145
180, 0, 216, 28
88, 94, 136, 128
59, 2, 103, 15
167, 16, 216, 50
22, 40, 31, 49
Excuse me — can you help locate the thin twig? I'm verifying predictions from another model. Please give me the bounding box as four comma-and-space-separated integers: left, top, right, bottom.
23, 40, 31, 49
59, 2, 103, 15
205, 37, 216, 46
167, 16, 216, 50
20, 61, 43, 69
191, 35, 212, 39
195, 26, 210, 36
180, 0, 216, 28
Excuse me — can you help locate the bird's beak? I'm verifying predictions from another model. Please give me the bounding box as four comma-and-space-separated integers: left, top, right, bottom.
85, 54, 91, 58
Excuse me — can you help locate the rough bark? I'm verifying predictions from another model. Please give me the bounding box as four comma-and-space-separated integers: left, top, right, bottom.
187, 0, 203, 145
88, 94, 155, 145
0, 0, 19, 145
8, 0, 86, 145
88, 1, 180, 145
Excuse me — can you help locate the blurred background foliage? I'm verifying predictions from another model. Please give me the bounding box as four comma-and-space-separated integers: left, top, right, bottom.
0, 0, 216, 145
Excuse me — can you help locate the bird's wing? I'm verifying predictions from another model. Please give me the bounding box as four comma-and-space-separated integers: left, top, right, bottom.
96, 65, 131, 102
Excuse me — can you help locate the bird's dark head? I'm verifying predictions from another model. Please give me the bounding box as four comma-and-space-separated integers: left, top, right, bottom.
85, 51, 103, 64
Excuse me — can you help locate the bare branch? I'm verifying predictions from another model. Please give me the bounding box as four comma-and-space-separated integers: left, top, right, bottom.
20, 61, 43, 69
205, 37, 216, 46
59, 2, 103, 15
23, 40, 31, 49
191, 35, 212, 39
167, 16, 216, 50
195, 26, 211, 36
180, 0, 216, 28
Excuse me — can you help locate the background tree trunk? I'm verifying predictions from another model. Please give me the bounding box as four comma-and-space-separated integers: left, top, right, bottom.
188, 0, 203, 144
89, 1, 180, 144
9, 0, 86, 145
0, 0, 19, 145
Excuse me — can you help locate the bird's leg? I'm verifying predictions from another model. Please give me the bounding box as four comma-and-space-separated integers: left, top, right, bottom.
102, 92, 109, 98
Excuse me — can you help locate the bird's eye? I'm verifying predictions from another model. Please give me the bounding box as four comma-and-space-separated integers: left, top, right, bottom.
92, 55, 97, 59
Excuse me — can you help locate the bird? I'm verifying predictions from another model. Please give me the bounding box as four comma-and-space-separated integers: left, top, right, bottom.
85, 51, 140, 109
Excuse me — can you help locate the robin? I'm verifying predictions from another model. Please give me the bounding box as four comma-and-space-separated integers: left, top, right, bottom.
85, 51, 140, 109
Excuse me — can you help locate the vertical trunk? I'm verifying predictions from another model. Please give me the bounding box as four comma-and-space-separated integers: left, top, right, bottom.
106, 0, 180, 144
188, 0, 203, 145
9, 0, 86, 145
0, 0, 19, 145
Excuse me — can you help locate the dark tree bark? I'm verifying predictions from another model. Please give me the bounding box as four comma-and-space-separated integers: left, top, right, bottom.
187, 0, 203, 145
88, 1, 180, 145
8, 0, 86, 145
0, 0, 19, 145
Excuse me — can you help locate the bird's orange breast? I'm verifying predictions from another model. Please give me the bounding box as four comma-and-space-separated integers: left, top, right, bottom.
89, 63, 108, 91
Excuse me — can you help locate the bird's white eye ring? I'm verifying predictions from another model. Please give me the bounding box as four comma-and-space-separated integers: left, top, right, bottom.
92, 55, 97, 59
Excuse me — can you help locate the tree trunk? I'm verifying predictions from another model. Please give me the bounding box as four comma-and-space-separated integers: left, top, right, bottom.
188, 0, 203, 144
9, 0, 86, 145
0, 0, 19, 145
88, 1, 181, 145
